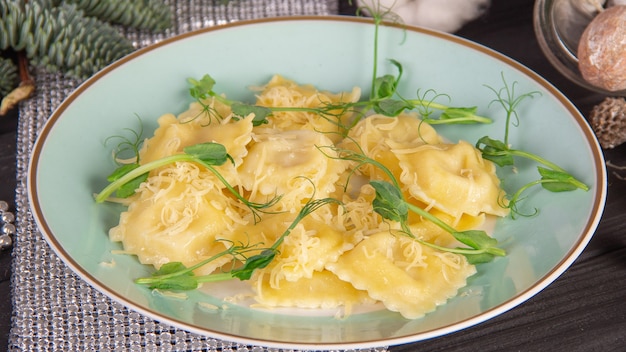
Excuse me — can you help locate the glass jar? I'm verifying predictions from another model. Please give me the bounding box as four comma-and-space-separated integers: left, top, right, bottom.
533, 0, 626, 95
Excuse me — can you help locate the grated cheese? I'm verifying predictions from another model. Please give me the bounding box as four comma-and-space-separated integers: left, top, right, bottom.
108, 75, 508, 318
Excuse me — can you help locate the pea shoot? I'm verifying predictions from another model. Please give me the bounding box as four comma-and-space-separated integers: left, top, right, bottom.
184, 8, 492, 133
329, 146, 506, 265
187, 72, 491, 138
103, 114, 145, 162
187, 74, 272, 126
477, 74, 589, 217
134, 197, 341, 290
95, 142, 281, 222
189, 72, 491, 133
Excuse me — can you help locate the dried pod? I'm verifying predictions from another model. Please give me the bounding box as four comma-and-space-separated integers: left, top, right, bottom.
578, 5, 626, 92
589, 96, 626, 148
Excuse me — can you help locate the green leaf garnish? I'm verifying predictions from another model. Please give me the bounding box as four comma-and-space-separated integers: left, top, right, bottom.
373, 98, 413, 116
370, 180, 408, 224
477, 74, 589, 217
183, 142, 232, 165
463, 252, 498, 265
186, 68, 492, 133
322, 144, 505, 263
231, 249, 276, 281
439, 106, 481, 124
537, 167, 586, 192
452, 229, 499, 251
105, 164, 149, 198
231, 102, 272, 125
188, 74, 216, 100
475, 136, 515, 167
106, 163, 141, 182
149, 262, 199, 290
371, 59, 403, 100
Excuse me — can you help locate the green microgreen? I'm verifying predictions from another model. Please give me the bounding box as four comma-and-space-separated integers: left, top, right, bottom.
484, 73, 541, 146
477, 74, 589, 218
182, 5, 491, 137
188, 74, 272, 126
100, 116, 148, 198
322, 144, 505, 265
187, 71, 491, 138
95, 142, 281, 222
134, 240, 263, 291
232, 196, 342, 280
103, 114, 144, 163
360, 58, 491, 127
134, 196, 341, 290
369, 180, 505, 265
411, 89, 482, 125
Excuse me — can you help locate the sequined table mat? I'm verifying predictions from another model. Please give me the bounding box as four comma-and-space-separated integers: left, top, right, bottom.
9, 1, 387, 350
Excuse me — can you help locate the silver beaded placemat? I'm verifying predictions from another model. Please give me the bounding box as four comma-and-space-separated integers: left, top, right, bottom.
9, 1, 388, 350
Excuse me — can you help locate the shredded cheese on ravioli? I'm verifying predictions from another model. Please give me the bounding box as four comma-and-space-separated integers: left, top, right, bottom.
239, 129, 347, 211
109, 163, 243, 275
397, 141, 509, 219
255, 75, 361, 143
326, 232, 476, 319
108, 74, 509, 319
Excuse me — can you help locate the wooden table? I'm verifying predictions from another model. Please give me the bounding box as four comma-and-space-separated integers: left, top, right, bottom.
0, 0, 623, 350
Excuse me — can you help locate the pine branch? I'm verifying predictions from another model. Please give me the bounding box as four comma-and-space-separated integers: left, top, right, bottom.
0, 0, 135, 79
0, 56, 18, 97
0, 51, 34, 115
0, 0, 173, 113
64, 0, 172, 32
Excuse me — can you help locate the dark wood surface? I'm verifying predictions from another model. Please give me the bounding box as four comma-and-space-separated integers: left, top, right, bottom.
0, 0, 624, 350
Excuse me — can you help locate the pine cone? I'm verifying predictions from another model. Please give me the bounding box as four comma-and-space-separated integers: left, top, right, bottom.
589, 96, 626, 149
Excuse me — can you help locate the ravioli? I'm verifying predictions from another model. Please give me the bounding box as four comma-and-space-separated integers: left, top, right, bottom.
253, 269, 374, 310
255, 75, 361, 142
397, 141, 509, 219
250, 216, 369, 311
326, 231, 476, 319
260, 217, 357, 285
239, 129, 348, 211
139, 105, 254, 185
339, 113, 443, 181
109, 163, 243, 275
